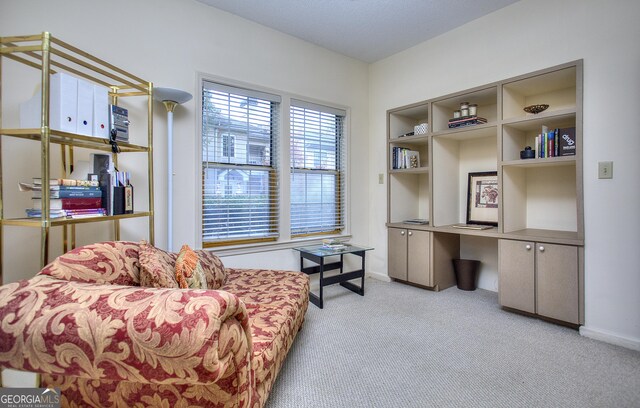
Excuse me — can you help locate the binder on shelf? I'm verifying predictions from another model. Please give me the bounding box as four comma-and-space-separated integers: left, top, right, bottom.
50, 72, 78, 133
93, 84, 110, 139
76, 78, 94, 136
19, 72, 78, 133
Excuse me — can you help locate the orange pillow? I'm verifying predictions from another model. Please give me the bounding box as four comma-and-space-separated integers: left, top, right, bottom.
175, 244, 208, 289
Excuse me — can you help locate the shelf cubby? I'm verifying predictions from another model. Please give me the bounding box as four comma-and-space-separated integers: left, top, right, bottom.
501, 112, 576, 162
501, 163, 579, 237
431, 86, 498, 132
388, 172, 430, 224
431, 132, 498, 227
388, 102, 429, 140
388, 138, 429, 171
502, 64, 578, 121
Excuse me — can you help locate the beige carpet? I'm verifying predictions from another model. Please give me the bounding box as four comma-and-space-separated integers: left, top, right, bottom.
265, 278, 640, 408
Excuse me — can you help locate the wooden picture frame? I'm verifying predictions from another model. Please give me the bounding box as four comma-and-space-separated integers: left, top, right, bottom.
466, 171, 498, 226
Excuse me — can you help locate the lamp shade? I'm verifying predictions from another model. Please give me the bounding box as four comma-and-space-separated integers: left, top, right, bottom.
153, 87, 193, 104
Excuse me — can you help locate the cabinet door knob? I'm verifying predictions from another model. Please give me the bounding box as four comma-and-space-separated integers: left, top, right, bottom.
539, 245, 545, 252
408, 231, 413, 236
525, 244, 532, 250
400, 230, 405, 236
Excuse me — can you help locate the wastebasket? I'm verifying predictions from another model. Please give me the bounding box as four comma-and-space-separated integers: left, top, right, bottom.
452, 259, 480, 291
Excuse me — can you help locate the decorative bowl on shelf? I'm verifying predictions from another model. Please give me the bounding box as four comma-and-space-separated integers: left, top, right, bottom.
523, 104, 549, 114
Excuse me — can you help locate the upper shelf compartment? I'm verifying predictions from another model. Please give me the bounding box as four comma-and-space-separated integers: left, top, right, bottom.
388, 101, 429, 140
0, 33, 150, 95
0, 33, 152, 150
431, 85, 498, 133
502, 62, 580, 121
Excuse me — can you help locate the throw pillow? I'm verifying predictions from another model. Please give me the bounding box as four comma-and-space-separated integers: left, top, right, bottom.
195, 249, 227, 289
175, 244, 208, 290
138, 240, 179, 288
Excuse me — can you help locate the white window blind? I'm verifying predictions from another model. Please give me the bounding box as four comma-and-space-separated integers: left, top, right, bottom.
290, 99, 346, 237
202, 81, 280, 245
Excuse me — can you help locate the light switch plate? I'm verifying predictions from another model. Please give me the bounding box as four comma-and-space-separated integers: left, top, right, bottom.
378, 173, 384, 184
598, 161, 613, 179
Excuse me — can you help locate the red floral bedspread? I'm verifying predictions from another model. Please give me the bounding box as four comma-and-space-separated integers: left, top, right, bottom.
0, 242, 309, 408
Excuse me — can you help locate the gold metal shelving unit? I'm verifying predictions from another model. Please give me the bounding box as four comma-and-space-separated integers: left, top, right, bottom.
0, 32, 155, 283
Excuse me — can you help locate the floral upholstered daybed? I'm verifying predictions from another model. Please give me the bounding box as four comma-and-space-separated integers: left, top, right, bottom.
0, 241, 309, 407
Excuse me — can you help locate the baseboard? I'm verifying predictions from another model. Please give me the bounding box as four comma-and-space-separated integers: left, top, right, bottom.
366, 271, 391, 282
579, 326, 640, 351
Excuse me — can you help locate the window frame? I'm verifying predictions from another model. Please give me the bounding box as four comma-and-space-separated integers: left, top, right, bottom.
196, 73, 351, 252
289, 100, 346, 238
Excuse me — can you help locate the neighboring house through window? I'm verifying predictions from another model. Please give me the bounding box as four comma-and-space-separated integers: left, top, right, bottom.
200, 78, 347, 247
201, 81, 280, 246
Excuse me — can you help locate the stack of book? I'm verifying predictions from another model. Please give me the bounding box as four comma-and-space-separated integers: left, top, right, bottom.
535, 127, 576, 158
321, 239, 349, 250
447, 115, 487, 128
22, 178, 106, 219
391, 147, 420, 169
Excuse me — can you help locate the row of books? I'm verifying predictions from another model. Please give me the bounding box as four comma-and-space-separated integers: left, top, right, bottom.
391, 147, 421, 169
448, 115, 487, 129
535, 127, 576, 158
20, 178, 106, 219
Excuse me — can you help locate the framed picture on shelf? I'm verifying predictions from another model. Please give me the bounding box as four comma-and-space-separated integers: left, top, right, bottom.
466, 171, 498, 226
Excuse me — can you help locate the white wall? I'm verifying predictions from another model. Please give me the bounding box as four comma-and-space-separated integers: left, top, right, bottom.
0, 0, 370, 280
369, 0, 640, 348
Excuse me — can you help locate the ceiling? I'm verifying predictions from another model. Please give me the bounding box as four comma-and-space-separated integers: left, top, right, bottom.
196, 0, 521, 63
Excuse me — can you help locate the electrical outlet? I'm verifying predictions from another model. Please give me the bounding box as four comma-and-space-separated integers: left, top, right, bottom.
598, 161, 613, 179
378, 173, 384, 184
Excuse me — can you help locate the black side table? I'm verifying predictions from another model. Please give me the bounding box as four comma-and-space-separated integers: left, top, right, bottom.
293, 244, 373, 308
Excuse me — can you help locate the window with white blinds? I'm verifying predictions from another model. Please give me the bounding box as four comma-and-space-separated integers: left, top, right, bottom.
290, 100, 346, 237
201, 81, 280, 245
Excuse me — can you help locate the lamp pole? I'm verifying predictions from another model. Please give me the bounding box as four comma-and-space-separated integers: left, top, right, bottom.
153, 87, 192, 252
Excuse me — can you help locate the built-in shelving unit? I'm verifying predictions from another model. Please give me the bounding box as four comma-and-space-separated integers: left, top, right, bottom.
386, 60, 584, 325
0, 32, 155, 282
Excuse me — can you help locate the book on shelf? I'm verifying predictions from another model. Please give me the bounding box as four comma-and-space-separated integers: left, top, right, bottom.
447, 116, 487, 128
65, 208, 107, 219
391, 147, 421, 169
19, 183, 102, 192
32, 197, 102, 210
24, 209, 67, 219
32, 188, 102, 199
25, 208, 106, 219
451, 223, 493, 230
558, 127, 576, 156
403, 219, 429, 225
32, 178, 99, 187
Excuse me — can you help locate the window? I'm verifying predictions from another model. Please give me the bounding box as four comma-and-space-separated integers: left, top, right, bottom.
290, 100, 346, 236
222, 134, 235, 158
201, 81, 280, 245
